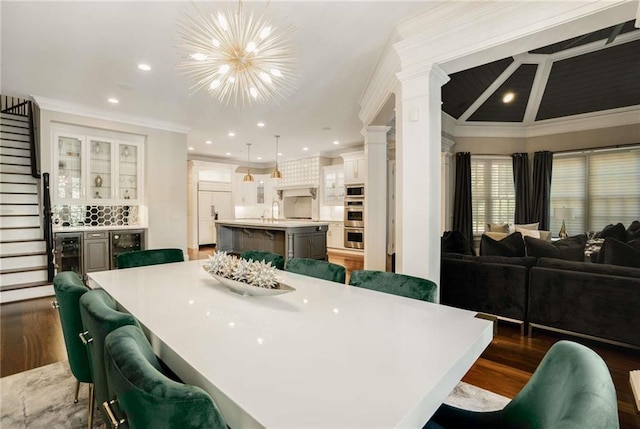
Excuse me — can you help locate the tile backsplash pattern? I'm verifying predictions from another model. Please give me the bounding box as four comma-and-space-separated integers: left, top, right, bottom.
280, 157, 321, 186
53, 205, 140, 227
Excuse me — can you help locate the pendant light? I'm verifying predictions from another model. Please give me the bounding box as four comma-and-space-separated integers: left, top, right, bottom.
243, 143, 254, 182
270, 135, 283, 179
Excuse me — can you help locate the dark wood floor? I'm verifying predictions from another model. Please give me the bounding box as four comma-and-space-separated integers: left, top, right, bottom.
2, 250, 639, 427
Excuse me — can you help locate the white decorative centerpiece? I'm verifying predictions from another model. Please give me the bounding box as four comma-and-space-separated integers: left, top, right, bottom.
203, 252, 294, 296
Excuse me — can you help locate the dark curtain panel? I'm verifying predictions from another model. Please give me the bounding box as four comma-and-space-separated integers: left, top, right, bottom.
532, 151, 553, 230
453, 152, 473, 244
512, 153, 531, 224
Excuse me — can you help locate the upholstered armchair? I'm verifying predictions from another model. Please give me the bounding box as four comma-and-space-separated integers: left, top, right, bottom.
79, 290, 141, 422
349, 270, 437, 302
240, 250, 285, 270
285, 257, 346, 283
425, 341, 619, 429
103, 325, 227, 429
52, 271, 94, 428
117, 248, 184, 269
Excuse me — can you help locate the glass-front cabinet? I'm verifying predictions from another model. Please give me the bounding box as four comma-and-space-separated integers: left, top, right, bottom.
88, 137, 113, 201
55, 134, 85, 202
53, 129, 143, 205
323, 165, 345, 205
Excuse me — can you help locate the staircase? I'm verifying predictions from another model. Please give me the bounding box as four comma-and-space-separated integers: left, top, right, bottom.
0, 103, 51, 301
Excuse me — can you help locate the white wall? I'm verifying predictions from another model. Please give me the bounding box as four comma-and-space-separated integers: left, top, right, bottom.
452, 123, 639, 155
39, 109, 188, 255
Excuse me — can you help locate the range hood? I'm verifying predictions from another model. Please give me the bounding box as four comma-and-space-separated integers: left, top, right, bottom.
275, 184, 318, 200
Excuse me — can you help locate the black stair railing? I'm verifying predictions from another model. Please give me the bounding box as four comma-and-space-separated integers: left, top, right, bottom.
42, 173, 55, 282
27, 100, 40, 179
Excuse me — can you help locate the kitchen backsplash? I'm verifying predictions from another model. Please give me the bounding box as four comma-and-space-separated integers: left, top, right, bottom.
53, 205, 141, 227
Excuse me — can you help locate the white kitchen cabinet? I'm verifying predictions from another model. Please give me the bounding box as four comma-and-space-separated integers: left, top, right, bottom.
342, 152, 366, 184
53, 129, 144, 205
323, 165, 345, 205
198, 185, 232, 245
327, 222, 344, 249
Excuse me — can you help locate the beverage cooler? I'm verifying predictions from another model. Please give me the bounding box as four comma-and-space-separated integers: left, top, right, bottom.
110, 230, 145, 269
54, 232, 83, 277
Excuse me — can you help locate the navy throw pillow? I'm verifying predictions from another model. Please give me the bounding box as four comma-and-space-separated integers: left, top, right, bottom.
480, 232, 525, 257
599, 238, 640, 268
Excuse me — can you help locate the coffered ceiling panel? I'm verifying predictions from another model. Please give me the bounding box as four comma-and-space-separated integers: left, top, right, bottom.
468, 64, 538, 122
442, 57, 514, 119
536, 39, 640, 120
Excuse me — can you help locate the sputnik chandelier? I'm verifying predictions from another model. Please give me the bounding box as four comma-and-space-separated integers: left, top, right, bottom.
177, 3, 296, 106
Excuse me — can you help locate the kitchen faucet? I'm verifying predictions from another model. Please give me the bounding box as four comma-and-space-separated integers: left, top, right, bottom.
271, 200, 280, 222
262, 209, 271, 222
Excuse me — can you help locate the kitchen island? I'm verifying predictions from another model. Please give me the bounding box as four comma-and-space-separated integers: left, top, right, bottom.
215, 220, 329, 261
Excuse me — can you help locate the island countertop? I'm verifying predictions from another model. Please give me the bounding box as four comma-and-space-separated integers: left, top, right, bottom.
216, 219, 329, 230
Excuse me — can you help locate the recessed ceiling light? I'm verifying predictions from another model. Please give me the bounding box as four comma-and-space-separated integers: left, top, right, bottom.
137, 63, 151, 71
107, 98, 119, 104
205, 140, 212, 144
228, 132, 235, 137
257, 122, 265, 127
225, 152, 231, 156
302, 147, 308, 151
257, 156, 262, 160
502, 92, 515, 103
333, 140, 339, 145
188, 146, 195, 151
278, 152, 282, 156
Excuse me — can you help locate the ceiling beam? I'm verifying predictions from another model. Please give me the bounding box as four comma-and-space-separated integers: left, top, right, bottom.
458, 58, 521, 122
606, 23, 625, 44
523, 57, 552, 124
551, 29, 640, 61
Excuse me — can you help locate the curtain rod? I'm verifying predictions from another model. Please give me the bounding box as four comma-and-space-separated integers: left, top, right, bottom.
552, 142, 640, 155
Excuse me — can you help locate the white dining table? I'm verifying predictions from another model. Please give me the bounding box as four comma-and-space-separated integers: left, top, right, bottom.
87, 260, 493, 429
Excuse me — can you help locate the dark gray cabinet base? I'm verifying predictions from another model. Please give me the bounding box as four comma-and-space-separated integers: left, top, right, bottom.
217, 223, 328, 261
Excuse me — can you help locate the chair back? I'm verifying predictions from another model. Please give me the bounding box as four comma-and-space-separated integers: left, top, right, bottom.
53, 271, 92, 383
79, 290, 140, 417
104, 325, 227, 429
240, 250, 285, 270
349, 270, 436, 302
117, 248, 184, 269
285, 257, 346, 284
503, 340, 619, 429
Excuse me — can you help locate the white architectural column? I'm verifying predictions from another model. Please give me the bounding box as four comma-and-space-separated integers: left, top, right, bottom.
363, 126, 390, 270
441, 138, 455, 232
394, 65, 449, 294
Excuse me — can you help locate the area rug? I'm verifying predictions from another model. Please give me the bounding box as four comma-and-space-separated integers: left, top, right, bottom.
1, 362, 510, 428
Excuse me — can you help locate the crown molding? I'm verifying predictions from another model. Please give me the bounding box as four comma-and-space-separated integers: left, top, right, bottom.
32, 95, 191, 134
453, 106, 640, 138
358, 33, 401, 126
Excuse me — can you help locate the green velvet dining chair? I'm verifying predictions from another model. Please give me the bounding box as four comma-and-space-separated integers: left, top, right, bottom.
52, 271, 95, 429
79, 289, 141, 422
424, 340, 619, 429
117, 248, 184, 269
103, 325, 227, 429
240, 250, 285, 270
349, 270, 437, 302
285, 257, 346, 284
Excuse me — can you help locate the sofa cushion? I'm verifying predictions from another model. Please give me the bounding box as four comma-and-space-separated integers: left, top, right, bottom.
537, 257, 640, 278
487, 223, 509, 233
597, 223, 627, 242
627, 221, 640, 241
441, 252, 474, 261
525, 235, 587, 261
516, 226, 541, 239
509, 222, 539, 233
441, 230, 474, 255
480, 232, 525, 257
475, 255, 537, 268
598, 238, 640, 269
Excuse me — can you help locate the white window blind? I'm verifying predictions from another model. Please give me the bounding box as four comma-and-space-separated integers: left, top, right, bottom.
550, 156, 586, 236
551, 147, 640, 235
588, 149, 640, 231
471, 157, 515, 235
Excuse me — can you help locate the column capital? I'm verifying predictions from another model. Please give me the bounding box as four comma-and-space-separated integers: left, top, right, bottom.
361, 125, 392, 139
396, 62, 450, 87
441, 137, 456, 153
